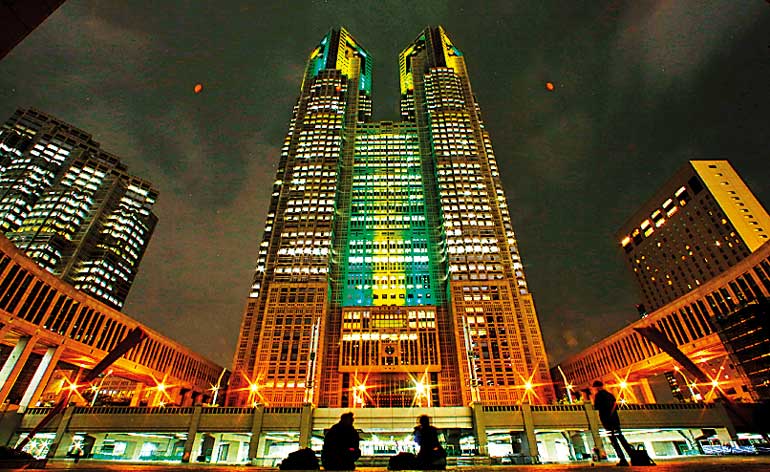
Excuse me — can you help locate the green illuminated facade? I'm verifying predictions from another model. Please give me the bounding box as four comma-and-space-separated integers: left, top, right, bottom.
231, 27, 554, 408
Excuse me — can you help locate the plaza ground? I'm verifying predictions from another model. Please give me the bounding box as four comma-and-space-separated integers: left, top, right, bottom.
5, 456, 770, 471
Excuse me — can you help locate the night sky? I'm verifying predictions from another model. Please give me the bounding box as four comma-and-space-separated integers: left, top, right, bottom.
1, 1, 768, 368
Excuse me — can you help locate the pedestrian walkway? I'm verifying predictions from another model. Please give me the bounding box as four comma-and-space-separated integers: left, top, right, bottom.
20, 455, 770, 471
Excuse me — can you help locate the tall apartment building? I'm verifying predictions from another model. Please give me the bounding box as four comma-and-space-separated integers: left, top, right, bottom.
230, 27, 553, 407
617, 160, 770, 312
0, 108, 157, 309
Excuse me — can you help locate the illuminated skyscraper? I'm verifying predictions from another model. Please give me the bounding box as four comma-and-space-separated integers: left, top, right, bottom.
617, 160, 770, 312
231, 27, 554, 407
0, 108, 158, 309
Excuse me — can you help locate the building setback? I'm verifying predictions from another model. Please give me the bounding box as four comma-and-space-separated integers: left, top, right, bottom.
617, 160, 770, 313
0, 108, 157, 309
230, 26, 554, 407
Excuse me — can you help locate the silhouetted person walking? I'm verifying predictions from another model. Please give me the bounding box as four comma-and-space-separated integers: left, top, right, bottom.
322, 412, 361, 470
414, 415, 446, 470
592, 380, 633, 467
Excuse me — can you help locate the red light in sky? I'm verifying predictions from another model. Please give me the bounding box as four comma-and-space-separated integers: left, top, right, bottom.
194, 83, 203, 94
545, 82, 555, 91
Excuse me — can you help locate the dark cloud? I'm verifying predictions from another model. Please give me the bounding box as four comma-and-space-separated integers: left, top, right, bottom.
0, 1, 767, 367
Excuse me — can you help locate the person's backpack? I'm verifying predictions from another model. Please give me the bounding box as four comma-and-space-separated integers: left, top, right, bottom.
279, 447, 319, 470
628, 446, 656, 466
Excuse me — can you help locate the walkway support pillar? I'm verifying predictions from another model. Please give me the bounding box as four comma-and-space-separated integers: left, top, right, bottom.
248, 404, 265, 463
46, 405, 75, 459
470, 402, 488, 456
583, 402, 605, 459
182, 405, 203, 463
520, 403, 539, 464
299, 402, 314, 448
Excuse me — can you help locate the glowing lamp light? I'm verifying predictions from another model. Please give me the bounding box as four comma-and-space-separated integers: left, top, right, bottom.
566, 384, 573, 391
524, 381, 533, 391
249, 383, 259, 393
711, 379, 719, 388
414, 381, 427, 395
68, 383, 80, 392
193, 83, 203, 94
545, 82, 555, 91
619, 381, 628, 390
157, 383, 166, 392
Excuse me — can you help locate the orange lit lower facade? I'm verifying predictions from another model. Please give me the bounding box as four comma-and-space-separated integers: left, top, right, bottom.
553, 241, 770, 404
0, 235, 225, 410
229, 27, 555, 408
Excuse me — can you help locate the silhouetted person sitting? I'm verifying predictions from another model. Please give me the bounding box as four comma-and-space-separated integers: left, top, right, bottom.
592, 380, 633, 467
322, 412, 360, 470
414, 415, 446, 470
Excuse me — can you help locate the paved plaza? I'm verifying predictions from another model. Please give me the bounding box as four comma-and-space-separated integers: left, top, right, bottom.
3, 456, 769, 471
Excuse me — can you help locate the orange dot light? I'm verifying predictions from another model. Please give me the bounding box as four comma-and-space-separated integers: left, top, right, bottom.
545, 82, 555, 91
194, 83, 203, 94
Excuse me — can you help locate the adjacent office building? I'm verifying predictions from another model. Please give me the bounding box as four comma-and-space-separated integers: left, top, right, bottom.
0, 108, 158, 309
554, 161, 770, 403
617, 160, 770, 312
230, 27, 554, 407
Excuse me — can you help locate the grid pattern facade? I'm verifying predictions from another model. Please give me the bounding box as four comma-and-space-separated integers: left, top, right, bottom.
230, 29, 369, 406
0, 109, 158, 309
555, 241, 770, 402
714, 299, 770, 399
618, 160, 770, 312
400, 27, 553, 404
231, 26, 554, 407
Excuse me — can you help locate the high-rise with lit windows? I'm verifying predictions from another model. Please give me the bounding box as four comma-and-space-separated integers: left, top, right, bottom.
0, 108, 158, 309
230, 27, 554, 407
617, 160, 770, 312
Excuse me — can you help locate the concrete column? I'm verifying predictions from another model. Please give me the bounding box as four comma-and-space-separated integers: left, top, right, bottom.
583, 403, 605, 459
0, 409, 23, 446
637, 378, 656, 403
129, 382, 144, 407
181, 389, 193, 407
0, 335, 38, 404
193, 391, 204, 406
470, 402, 488, 456
18, 345, 63, 413
46, 405, 76, 459
248, 404, 265, 462
713, 402, 738, 441
520, 403, 539, 464
211, 434, 222, 463
181, 405, 203, 463
299, 402, 314, 448
150, 388, 164, 407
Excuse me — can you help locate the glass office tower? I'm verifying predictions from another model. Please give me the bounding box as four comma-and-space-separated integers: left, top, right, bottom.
230, 27, 554, 407
0, 108, 158, 309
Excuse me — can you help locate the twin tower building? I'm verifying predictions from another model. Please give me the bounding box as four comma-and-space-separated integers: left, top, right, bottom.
230, 27, 554, 408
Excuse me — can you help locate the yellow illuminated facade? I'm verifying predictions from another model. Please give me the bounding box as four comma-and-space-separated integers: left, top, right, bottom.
231, 27, 554, 408
618, 160, 770, 311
